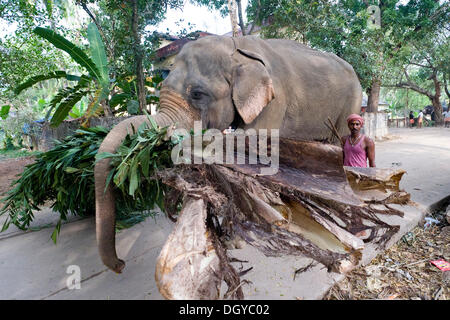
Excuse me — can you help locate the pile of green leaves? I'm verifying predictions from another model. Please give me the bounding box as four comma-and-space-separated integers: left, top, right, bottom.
0, 118, 178, 242
96, 117, 178, 222
0, 126, 108, 242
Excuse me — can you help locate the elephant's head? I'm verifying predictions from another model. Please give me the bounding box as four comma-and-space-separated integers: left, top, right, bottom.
95, 35, 275, 273
161, 36, 275, 129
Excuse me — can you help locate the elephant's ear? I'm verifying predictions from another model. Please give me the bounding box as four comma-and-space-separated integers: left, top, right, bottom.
232, 49, 275, 125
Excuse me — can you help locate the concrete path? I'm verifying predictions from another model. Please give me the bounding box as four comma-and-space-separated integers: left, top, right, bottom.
1, 127, 449, 300
376, 127, 450, 207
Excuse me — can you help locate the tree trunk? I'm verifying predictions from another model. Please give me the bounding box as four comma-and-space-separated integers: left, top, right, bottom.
366, 78, 381, 113
228, 0, 240, 37
101, 100, 113, 117
444, 74, 450, 100
248, 0, 261, 35
431, 73, 443, 125
152, 138, 410, 299
236, 0, 246, 35
131, 0, 147, 113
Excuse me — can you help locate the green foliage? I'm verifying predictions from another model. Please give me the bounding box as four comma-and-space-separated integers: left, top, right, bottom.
383, 87, 432, 115
45, 77, 92, 123
50, 86, 90, 125
0, 149, 39, 159
12, 23, 113, 127
0, 126, 109, 239
69, 100, 87, 118
33, 24, 112, 127
0, 116, 180, 242
109, 72, 163, 114
193, 0, 228, 17
2, 134, 17, 151
0, 31, 71, 99
87, 22, 109, 86
126, 100, 140, 115
96, 114, 177, 212
247, 0, 448, 94
33, 27, 102, 80
14, 71, 82, 95
0, 106, 42, 149
0, 105, 11, 120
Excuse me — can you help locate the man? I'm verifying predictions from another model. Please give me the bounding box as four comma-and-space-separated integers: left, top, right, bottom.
409, 111, 415, 128
443, 110, 450, 128
341, 114, 375, 167
417, 110, 424, 128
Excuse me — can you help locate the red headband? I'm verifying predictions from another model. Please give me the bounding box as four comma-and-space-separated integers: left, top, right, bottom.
346, 114, 364, 126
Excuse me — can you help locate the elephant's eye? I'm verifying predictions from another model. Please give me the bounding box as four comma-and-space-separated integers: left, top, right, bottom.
191, 90, 205, 100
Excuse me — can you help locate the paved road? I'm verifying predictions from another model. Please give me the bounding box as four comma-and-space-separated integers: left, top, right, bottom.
376, 127, 450, 207
0, 127, 448, 300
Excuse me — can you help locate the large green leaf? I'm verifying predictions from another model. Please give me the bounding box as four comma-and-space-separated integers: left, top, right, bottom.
127, 99, 139, 115
14, 71, 81, 95
0, 105, 11, 120
87, 23, 109, 86
45, 78, 92, 121
50, 89, 89, 127
109, 93, 131, 108
33, 27, 102, 80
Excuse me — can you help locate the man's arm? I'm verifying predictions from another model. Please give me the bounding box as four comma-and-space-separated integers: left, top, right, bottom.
366, 137, 376, 167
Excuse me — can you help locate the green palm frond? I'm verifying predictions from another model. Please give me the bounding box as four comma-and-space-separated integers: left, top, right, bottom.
87, 23, 109, 86
33, 27, 102, 80
50, 89, 91, 127
14, 71, 82, 95
109, 93, 132, 108
50, 93, 89, 128
45, 78, 92, 120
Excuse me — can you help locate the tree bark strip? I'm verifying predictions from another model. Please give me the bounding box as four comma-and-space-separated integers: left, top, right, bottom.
151, 139, 409, 299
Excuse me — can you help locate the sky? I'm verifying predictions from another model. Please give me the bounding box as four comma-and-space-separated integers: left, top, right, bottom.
0, 1, 248, 39
150, 0, 249, 36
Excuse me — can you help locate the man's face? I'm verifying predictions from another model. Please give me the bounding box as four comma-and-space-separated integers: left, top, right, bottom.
348, 120, 362, 135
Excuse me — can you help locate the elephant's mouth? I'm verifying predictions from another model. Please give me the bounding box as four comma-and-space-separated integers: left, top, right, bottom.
228, 100, 245, 130
229, 111, 245, 130
159, 88, 201, 126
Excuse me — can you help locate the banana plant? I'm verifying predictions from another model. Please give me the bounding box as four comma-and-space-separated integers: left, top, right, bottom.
14, 23, 110, 127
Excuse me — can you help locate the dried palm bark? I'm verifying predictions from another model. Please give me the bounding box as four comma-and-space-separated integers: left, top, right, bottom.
154, 138, 410, 299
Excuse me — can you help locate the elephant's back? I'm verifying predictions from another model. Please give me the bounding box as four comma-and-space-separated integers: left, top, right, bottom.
240, 37, 362, 141
263, 38, 358, 84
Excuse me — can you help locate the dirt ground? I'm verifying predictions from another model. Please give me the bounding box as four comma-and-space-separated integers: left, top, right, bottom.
0, 156, 35, 196
324, 220, 450, 300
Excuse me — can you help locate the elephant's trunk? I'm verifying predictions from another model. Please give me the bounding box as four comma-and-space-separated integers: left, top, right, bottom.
95, 89, 197, 273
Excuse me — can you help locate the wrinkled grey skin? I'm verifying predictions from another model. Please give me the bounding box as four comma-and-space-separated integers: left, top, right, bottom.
95, 35, 362, 273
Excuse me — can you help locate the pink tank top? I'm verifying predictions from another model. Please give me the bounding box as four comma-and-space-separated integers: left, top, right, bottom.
343, 135, 367, 167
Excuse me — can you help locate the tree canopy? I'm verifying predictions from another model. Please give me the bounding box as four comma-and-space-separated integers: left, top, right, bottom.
0, 0, 449, 130
246, 0, 449, 120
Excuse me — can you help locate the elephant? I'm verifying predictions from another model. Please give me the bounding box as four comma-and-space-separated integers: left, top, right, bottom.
94, 35, 362, 273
